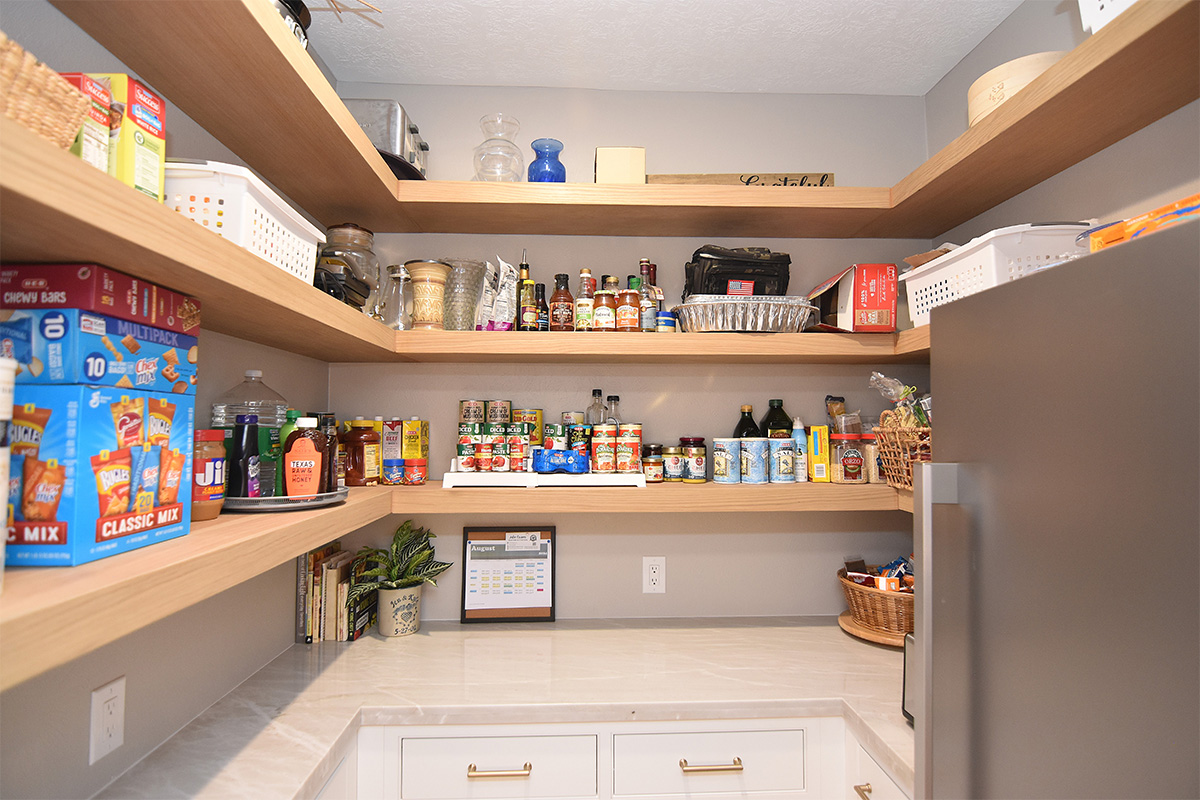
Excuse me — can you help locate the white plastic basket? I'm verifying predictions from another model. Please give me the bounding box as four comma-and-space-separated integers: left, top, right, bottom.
165, 160, 324, 283
899, 223, 1090, 327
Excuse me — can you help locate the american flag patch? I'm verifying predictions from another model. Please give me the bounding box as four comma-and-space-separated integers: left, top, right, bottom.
726, 279, 754, 296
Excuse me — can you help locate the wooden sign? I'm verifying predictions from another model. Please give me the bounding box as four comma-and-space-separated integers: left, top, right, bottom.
647, 173, 835, 187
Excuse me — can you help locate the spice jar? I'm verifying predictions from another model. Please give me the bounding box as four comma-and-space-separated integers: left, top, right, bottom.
340, 420, 381, 486
831, 433, 866, 484
860, 432, 881, 483
680, 437, 707, 483
191, 429, 226, 521
663, 446, 685, 481
642, 443, 664, 483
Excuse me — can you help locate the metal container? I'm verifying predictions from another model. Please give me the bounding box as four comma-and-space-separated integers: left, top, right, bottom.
671, 295, 817, 333
343, 99, 412, 162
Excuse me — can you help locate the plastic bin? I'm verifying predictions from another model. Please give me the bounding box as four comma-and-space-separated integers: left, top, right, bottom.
899, 222, 1089, 327
165, 160, 324, 282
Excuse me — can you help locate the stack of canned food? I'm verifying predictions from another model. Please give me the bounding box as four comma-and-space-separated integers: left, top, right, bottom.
711, 437, 798, 484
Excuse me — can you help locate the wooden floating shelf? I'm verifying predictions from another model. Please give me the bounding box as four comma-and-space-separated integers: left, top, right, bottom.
0, 119, 396, 363
392, 481, 905, 515
52, 0, 1199, 238
0, 487, 393, 692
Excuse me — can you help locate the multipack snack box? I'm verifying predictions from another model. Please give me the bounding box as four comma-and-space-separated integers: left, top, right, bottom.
0, 308, 197, 394
7, 385, 194, 566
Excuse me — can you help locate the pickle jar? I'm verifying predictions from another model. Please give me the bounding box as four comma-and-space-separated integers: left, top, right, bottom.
831, 433, 866, 484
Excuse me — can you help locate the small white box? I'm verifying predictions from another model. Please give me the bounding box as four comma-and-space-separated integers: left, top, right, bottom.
595, 147, 646, 184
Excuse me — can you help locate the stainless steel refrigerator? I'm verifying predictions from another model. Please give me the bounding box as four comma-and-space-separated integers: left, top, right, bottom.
911, 219, 1199, 799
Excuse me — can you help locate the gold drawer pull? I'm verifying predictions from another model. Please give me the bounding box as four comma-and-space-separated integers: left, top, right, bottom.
466, 762, 533, 779
679, 756, 744, 773
854, 782, 873, 799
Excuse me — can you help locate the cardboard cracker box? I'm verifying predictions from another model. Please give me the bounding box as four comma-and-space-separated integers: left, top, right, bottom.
806, 263, 898, 333
0, 308, 197, 394
59, 73, 111, 172
88, 73, 166, 203
1, 263, 201, 336
7, 385, 194, 566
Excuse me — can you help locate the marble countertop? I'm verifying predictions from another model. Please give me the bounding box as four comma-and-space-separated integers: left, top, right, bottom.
99, 617, 914, 799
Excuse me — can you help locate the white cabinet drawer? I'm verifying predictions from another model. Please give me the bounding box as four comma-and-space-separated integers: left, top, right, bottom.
399, 734, 597, 799
847, 744, 908, 800
612, 729, 806, 796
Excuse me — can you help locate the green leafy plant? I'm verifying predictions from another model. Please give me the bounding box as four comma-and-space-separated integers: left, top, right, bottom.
345, 520, 452, 608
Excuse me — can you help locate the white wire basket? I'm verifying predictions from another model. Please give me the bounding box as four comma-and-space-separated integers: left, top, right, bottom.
899, 222, 1090, 327
165, 160, 324, 282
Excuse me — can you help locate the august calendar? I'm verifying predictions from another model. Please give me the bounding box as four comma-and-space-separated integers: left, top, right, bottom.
460, 527, 555, 622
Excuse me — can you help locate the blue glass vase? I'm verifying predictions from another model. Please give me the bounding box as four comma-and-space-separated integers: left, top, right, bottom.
528, 138, 566, 182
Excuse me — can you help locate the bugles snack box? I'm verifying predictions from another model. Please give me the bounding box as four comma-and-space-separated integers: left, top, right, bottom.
87, 73, 166, 203
7, 386, 194, 566
0, 308, 197, 394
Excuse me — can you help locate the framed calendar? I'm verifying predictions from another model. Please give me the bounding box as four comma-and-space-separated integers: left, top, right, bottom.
460, 526, 555, 623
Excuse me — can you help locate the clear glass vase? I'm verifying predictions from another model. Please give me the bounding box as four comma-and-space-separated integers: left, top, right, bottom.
472, 113, 524, 182
528, 138, 565, 182
441, 258, 487, 331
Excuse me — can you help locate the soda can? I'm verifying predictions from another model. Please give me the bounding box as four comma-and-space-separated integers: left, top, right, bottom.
474, 442, 493, 472
618, 423, 642, 438
740, 438, 770, 484
485, 399, 511, 424
712, 438, 741, 484
561, 411, 585, 426
514, 409, 543, 446
459, 400, 485, 424
568, 424, 592, 452
591, 437, 616, 473
543, 423, 567, 450
769, 438, 796, 483
615, 435, 641, 473
593, 423, 618, 439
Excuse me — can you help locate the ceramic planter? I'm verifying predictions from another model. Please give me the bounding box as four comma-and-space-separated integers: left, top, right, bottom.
377, 585, 422, 637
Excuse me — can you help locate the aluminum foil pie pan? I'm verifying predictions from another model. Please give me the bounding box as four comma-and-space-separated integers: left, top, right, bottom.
671, 295, 818, 333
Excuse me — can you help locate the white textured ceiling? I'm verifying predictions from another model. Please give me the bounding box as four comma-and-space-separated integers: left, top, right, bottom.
306, 0, 1022, 95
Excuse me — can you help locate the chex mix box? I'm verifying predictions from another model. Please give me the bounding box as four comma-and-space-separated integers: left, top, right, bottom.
8, 385, 194, 566
0, 308, 197, 394
1, 263, 201, 336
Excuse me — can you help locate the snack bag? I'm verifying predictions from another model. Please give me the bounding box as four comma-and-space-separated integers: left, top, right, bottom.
11, 404, 52, 458
8, 453, 24, 523
158, 448, 185, 506
147, 398, 175, 446
23, 459, 67, 521
91, 449, 132, 518
129, 443, 160, 514
111, 396, 144, 448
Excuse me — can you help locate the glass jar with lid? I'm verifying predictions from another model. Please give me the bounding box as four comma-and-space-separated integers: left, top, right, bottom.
380, 264, 412, 330
831, 433, 866, 484
317, 224, 381, 319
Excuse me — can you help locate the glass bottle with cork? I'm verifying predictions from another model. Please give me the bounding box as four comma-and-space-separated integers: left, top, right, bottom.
549, 273, 575, 331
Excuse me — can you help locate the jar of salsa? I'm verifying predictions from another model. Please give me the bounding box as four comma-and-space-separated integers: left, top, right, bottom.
192, 429, 226, 521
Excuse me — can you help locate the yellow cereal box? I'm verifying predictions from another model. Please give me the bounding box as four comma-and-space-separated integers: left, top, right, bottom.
808, 425, 830, 483
88, 73, 166, 203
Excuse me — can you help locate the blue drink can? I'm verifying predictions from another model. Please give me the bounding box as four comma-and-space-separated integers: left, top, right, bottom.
740, 438, 770, 484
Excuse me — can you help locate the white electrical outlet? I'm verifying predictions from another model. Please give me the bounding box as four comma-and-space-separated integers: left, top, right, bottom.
89, 676, 126, 764
643, 556, 666, 594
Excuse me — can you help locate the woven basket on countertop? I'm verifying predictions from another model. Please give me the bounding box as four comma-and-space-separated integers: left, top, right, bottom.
838, 567, 914, 635
0, 29, 90, 150
874, 408, 932, 491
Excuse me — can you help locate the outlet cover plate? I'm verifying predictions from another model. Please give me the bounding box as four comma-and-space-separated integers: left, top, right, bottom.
89, 676, 125, 764
643, 556, 666, 593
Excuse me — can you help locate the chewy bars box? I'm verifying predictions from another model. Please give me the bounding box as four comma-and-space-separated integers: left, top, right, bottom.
1, 263, 201, 336
1, 308, 197, 395
8, 385, 194, 566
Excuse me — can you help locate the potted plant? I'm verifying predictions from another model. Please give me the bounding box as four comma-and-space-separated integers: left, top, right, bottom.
346, 520, 452, 637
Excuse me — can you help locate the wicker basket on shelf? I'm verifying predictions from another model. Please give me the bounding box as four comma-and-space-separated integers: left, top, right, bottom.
874, 408, 932, 491
0, 29, 90, 149
838, 567, 914, 636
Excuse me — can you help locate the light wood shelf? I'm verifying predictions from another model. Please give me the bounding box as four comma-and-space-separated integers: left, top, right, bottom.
394, 329, 930, 364
52, 0, 1199, 239
393, 481, 905, 514
0, 119, 398, 362
0, 487, 394, 692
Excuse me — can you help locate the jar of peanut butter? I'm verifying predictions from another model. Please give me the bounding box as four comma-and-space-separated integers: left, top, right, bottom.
192, 429, 227, 521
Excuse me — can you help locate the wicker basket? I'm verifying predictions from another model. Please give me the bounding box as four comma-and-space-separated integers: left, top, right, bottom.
838, 567, 914, 635
0, 29, 90, 150
874, 408, 932, 491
